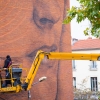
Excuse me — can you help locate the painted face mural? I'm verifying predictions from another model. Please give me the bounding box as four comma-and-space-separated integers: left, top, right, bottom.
0, 0, 73, 100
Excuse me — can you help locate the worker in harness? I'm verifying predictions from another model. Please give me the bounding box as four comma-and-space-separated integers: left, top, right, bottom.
3, 55, 12, 68
2, 55, 12, 87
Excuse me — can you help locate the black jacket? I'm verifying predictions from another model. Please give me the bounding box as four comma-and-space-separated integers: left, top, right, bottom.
3, 58, 12, 68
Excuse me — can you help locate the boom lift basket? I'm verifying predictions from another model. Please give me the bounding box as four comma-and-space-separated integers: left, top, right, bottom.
0, 65, 27, 93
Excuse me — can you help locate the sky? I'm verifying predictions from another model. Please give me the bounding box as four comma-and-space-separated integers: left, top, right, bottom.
70, 0, 95, 40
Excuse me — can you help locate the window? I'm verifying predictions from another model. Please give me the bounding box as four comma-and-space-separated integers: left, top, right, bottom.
90, 61, 97, 68
90, 61, 97, 71
90, 77, 98, 91
73, 77, 76, 88
72, 60, 76, 70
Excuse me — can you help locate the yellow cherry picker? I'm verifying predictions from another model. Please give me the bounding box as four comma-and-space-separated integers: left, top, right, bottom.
0, 50, 100, 93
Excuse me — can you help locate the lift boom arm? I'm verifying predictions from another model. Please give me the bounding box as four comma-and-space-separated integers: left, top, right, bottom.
23, 50, 100, 91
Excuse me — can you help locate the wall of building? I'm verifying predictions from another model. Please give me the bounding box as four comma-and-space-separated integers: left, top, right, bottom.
73, 50, 100, 91
0, 0, 73, 100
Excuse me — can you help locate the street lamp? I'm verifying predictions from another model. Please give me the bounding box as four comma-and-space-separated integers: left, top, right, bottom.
32, 76, 47, 86
28, 76, 47, 100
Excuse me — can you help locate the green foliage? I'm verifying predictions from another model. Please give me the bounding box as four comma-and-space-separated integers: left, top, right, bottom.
63, 0, 100, 38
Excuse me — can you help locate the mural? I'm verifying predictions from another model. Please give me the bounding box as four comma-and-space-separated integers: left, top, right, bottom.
0, 0, 73, 100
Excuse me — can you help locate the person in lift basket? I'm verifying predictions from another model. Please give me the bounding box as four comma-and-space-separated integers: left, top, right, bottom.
2, 55, 12, 87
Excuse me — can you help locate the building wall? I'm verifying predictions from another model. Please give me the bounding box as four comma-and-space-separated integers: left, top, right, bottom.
73, 50, 100, 91
0, 0, 73, 100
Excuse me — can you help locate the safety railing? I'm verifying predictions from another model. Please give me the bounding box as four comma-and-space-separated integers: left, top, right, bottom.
0, 64, 28, 92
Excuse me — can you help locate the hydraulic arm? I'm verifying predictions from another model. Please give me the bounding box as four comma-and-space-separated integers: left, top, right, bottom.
23, 50, 100, 91
0, 50, 100, 93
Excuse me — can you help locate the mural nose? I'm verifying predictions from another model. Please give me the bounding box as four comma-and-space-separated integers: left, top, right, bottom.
33, 0, 61, 30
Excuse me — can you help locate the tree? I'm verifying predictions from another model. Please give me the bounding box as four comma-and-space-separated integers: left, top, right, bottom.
63, 0, 100, 38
